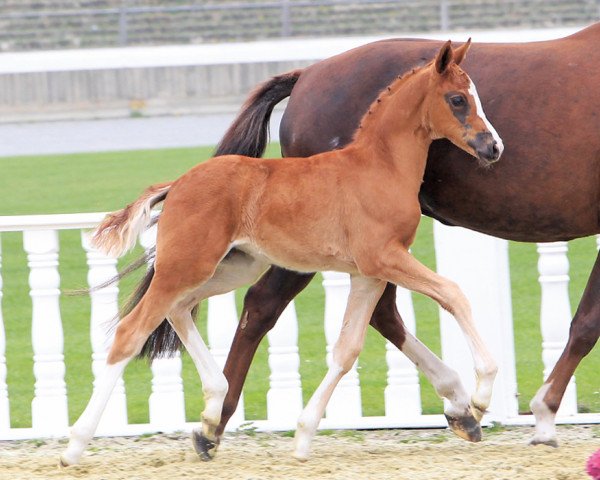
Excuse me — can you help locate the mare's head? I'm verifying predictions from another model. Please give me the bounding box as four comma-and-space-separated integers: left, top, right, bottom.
424, 40, 503, 165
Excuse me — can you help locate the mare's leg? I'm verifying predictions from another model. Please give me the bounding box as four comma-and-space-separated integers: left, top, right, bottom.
213, 268, 314, 440
359, 247, 498, 422
60, 282, 180, 466
293, 276, 386, 461
371, 284, 480, 441
529, 252, 600, 447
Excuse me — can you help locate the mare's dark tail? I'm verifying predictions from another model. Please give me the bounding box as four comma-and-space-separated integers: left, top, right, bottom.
129, 68, 304, 360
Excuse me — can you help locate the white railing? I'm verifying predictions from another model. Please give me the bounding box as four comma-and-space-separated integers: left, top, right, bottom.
0, 213, 599, 440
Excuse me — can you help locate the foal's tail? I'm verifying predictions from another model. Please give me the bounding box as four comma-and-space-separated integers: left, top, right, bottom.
92, 182, 172, 258
213, 68, 303, 157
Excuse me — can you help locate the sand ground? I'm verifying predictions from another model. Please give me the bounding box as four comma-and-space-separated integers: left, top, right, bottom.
1, 424, 598, 480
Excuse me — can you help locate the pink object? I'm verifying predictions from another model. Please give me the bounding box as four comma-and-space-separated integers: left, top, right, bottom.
587, 449, 600, 479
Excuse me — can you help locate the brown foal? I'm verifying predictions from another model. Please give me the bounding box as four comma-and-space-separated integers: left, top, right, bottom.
61, 40, 502, 465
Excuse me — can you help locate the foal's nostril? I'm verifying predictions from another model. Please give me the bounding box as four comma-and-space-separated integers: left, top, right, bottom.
490, 143, 500, 159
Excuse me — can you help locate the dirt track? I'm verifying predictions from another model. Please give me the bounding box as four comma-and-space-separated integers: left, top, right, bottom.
1, 424, 598, 480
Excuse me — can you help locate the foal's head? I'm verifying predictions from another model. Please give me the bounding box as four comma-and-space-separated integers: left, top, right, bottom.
424, 40, 503, 165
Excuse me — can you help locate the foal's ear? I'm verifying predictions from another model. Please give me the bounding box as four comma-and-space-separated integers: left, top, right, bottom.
453, 38, 472, 65
435, 40, 454, 75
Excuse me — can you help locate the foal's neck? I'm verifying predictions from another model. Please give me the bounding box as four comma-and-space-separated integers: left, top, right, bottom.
350, 67, 432, 181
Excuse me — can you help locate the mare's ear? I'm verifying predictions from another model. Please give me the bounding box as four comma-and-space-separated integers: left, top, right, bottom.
435, 40, 453, 75
453, 38, 471, 65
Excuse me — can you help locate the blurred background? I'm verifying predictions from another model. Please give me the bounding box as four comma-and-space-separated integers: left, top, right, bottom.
0, 0, 598, 154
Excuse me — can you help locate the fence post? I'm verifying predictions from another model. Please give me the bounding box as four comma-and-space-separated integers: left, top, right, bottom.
118, 1, 129, 46
266, 301, 303, 428
322, 271, 362, 420
139, 225, 187, 431
207, 291, 245, 429
440, 0, 450, 30
0, 238, 9, 431
384, 286, 421, 419
433, 222, 519, 422
24, 230, 69, 436
81, 231, 128, 433
280, 0, 292, 37
536, 242, 578, 416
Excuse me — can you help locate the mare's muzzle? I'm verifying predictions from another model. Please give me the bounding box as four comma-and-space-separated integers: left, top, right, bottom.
468, 131, 501, 164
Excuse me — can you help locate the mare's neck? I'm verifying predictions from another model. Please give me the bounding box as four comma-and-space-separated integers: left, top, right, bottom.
350, 68, 432, 186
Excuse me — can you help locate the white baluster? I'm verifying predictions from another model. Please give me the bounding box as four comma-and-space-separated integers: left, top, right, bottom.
322, 271, 362, 420
207, 291, 244, 429
0, 237, 10, 431
434, 222, 518, 421
24, 230, 69, 436
81, 231, 128, 433
266, 301, 303, 429
536, 242, 577, 416
384, 286, 421, 419
140, 224, 187, 430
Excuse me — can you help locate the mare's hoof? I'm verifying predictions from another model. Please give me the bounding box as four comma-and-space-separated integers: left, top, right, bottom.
192, 430, 219, 461
444, 413, 482, 443
529, 437, 559, 448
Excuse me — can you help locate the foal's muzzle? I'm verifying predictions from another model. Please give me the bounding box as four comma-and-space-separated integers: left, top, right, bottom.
469, 132, 502, 164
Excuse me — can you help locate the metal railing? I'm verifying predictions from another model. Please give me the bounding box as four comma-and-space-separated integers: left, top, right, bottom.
0, 1, 598, 51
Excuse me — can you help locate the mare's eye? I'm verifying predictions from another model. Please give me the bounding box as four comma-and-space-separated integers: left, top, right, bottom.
450, 95, 466, 108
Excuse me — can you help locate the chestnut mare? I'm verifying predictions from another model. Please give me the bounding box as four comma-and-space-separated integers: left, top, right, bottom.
198, 23, 600, 454
60, 41, 501, 465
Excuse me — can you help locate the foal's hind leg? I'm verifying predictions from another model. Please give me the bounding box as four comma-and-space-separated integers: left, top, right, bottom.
167, 305, 228, 461
293, 276, 385, 460
60, 288, 177, 466
167, 249, 271, 460
359, 247, 498, 423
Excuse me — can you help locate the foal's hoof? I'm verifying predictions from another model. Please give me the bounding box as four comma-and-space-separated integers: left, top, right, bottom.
470, 403, 487, 423
529, 436, 559, 448
444, 413, 482, 443
192, 430, 220, 461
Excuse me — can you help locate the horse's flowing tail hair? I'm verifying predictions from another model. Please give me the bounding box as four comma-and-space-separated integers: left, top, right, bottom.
213, 69, 302, 157
100, 69, 303, 360
91, 183, 171, 258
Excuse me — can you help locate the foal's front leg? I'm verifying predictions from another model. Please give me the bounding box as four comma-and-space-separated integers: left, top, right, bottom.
359, 246, 498, 422
293, 276, 386, 460
370, 284, 480, 441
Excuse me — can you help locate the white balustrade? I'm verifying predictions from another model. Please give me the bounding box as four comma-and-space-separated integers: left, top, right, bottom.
322, 271, 362, 420
384, 286, 421, 419
266, 301, 303, 428
207, 291, 245, 429
0, 213, 599, 440
24, 229, 69, 436
139, 225, 187, 430
536, 242, 578, 416
0, 238, 10, 431
81, 231, 128, 433
434, 222, 519, 420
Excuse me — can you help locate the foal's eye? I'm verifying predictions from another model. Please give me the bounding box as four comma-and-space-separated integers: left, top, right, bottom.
450, 95, 466, 108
